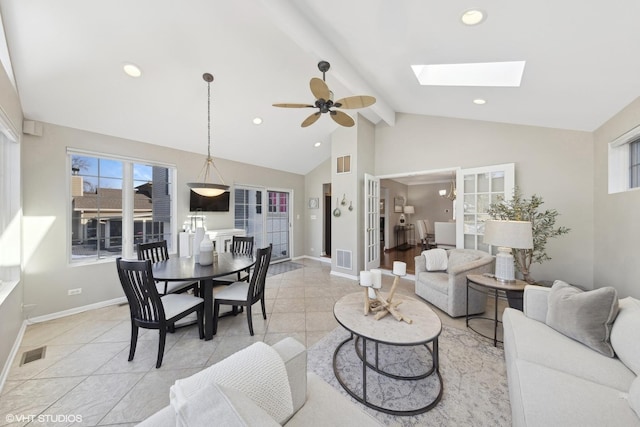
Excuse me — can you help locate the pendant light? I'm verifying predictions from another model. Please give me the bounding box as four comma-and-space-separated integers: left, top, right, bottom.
187, 73, 229, 197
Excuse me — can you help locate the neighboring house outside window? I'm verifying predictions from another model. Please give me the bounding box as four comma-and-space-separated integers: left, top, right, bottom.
70, 152, 175, 263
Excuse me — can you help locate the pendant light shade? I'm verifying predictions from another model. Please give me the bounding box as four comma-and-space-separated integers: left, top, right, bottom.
187, 73, 229, 197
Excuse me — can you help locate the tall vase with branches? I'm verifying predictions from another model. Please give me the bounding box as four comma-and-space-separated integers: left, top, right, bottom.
487, 188, 570, 284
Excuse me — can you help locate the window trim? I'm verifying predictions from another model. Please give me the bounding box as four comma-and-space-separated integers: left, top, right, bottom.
66, 147, 178, 265
608, 124, 640, 194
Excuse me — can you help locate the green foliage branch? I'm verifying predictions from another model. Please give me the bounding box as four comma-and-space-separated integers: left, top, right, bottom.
487, 187, 570, 283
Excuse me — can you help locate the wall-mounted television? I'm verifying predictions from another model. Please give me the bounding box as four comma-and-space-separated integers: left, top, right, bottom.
189, 190, 230, 212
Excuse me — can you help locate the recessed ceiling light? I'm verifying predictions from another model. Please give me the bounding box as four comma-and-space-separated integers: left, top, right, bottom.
314, 142, 322, 147
411, 61, 525, 87
252, 117, 263, 125
473, 98, 487, 105
461, 9, 485, 26
123, 63, 142, 78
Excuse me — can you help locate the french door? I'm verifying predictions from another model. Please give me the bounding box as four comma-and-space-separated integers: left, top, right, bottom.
364, 173, 380, 270
455, 163, 515, 251
234, 186, 292, 262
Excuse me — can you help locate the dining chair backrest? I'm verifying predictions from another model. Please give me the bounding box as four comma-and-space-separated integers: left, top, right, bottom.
117, 258, 165, 327
248, 244, 272, 304
231, 235, 254, 256
137, 240, 169, 263
416, 220, 427, 240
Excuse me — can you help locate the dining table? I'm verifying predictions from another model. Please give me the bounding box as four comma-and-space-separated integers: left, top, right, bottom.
151, 252, 255, 340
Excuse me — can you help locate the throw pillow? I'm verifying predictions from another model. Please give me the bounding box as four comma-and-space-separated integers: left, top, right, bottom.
629, 377, 640, 418
610, 297, 640, 375
171, 381, 278, 427
423, 248, 447, 271
546, 280, 619, 357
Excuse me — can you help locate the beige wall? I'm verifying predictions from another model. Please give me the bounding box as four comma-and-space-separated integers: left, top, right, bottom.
375, 113, 595, 287
593, 97, 640, 298
408, 182, 455, 224
21, 122, 305, 318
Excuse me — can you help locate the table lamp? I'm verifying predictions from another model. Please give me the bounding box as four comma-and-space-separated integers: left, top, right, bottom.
403, 205, 414, 225
482, 220, 533, 283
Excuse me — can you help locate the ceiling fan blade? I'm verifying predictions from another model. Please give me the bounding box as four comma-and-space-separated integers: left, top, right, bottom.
335, 95, 376, 109
331, 110, 355, 127
301, 112, 321, 127
310, 77, 330, 100
272, 103, 314, 108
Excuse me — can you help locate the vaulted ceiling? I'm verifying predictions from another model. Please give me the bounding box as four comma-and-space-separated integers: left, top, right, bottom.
2, 0, 639, 175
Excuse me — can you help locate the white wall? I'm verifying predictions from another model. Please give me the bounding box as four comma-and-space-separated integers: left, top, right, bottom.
408, 182, 455, 224
21, 122, 305, 318
593, 96, 640, 298
375, 113, 595, 287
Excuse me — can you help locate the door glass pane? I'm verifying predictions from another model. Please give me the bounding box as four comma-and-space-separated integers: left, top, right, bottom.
459, 164, 515, 250
267, 191, 289, 261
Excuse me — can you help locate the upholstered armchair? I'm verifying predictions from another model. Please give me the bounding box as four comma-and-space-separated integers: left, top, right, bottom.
414, 249, 494, 317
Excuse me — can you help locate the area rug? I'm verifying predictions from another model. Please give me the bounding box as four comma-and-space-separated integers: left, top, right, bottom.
267, 261, 303, 276
308, 325, 511, 426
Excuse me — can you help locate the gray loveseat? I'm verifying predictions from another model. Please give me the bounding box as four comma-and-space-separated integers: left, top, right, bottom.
139, 337, 382, 426
414, 248, 494, 317
503, 285, 640, 426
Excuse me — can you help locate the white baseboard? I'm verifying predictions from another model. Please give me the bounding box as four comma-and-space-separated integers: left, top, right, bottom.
0, 319, 28, 394
26, 296, 127, 325
330, 270, 358, 281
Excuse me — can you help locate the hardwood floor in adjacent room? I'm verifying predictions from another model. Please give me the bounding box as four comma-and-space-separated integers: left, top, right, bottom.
380, 244, 424, 275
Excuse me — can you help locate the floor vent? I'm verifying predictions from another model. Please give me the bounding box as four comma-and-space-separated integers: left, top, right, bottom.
336, 249, 352, 269
20, 346, 46, 366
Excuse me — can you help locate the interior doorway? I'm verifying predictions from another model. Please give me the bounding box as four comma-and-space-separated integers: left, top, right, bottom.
323, 183, 331, 258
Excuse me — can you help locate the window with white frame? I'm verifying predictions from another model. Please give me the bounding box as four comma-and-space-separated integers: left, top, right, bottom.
630, 139, 640, 189
608, 125, 640, 194
0, 125, 20, 282
69, 151, 176, 262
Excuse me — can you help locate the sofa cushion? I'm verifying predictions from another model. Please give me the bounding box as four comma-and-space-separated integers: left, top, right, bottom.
171, 381, 278, 427
546, 280, 619, 357
447, 250, 480, 270
285, 373, 383, 427
611, 297, 640, 375
630, 377, 640, 418
503, 308, 635, 392
514, 359, 640, 427
423, 248, 447, 271
416, 271, 449, 294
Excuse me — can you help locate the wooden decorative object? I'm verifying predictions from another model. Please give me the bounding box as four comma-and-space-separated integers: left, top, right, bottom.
362, 275, 412, 324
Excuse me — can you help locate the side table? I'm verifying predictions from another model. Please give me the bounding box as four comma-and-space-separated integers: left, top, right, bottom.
466, 274, 527, 347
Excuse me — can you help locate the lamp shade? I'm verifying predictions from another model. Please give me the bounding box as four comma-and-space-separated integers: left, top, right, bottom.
403, 205, 415, 214
483, 220, 533, 249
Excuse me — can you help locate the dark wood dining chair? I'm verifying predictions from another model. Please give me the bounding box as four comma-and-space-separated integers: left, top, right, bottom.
116, 258, 204, 368
137, 240, 199, 295
213, 235, 254, 285
213, 244, 272, 336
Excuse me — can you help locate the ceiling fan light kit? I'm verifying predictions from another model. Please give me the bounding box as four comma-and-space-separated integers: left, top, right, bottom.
273, 60, 376, 128
187, 73, 230, 197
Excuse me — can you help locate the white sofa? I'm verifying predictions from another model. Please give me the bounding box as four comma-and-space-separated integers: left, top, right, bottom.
414, 248, 494, 317
139, 337, 382, 426
503, 285, 640, 427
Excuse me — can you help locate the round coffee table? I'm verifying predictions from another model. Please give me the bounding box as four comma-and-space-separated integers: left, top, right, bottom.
333, 292, 443, 415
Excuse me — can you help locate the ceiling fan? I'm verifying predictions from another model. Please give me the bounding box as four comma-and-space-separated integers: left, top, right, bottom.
273, 60, 376, 128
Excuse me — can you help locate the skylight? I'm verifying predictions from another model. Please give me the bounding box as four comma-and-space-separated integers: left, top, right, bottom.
411, 61, 526, 87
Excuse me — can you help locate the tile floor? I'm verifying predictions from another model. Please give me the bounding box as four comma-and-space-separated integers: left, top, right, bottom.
0, 258, 495, 426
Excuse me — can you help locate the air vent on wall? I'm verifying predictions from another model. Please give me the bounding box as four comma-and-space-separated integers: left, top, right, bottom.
336, 249, 352, 269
